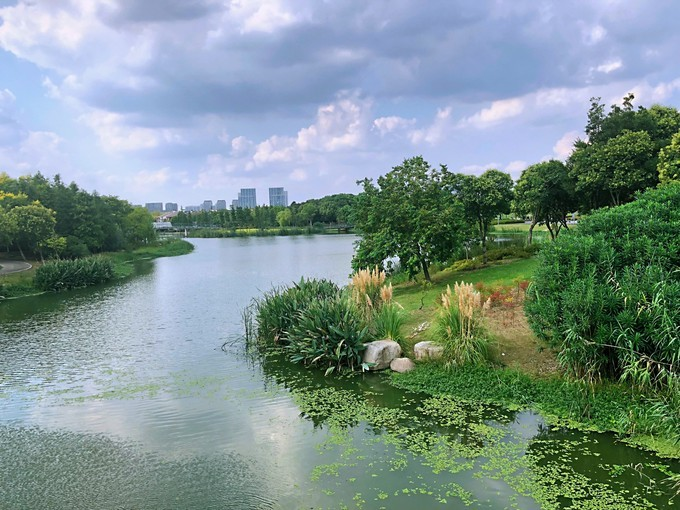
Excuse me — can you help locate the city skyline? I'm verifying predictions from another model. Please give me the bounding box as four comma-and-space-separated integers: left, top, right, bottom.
146, 186, 290, 211
1, 2, 679, 205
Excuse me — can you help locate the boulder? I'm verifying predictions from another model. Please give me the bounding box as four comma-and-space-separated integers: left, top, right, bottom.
414, 341, 444, 360
390, 357, 415, 373
363, 340, 402, 370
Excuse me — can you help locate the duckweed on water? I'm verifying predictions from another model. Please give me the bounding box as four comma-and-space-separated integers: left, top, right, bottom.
291, 384, 679, 509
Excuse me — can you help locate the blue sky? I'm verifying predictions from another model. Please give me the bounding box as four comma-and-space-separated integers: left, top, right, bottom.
1, 0, 679, 207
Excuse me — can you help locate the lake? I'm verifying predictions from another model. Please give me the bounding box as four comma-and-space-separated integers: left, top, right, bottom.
0, 236, 677, 509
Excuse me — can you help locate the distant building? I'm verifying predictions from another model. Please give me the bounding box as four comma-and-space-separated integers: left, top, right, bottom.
145, 202, 163, 212
184, 205, 200, 212
201, 200, 213, 211
215, 199, 227, 210
231, 199, 239, 209
165, 202, 178, 212
235, 188, 257, 209
269, 187, 288, 207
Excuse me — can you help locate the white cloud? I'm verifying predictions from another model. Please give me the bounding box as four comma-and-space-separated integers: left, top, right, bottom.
552, 130, 580, 160
459, 98, 524, 129
459, 162, 498, 176
79, 110, 184, 152
505, 160, 527, 174
582, 24, 607, 45
372, 116, 415, 136
409, 107, 452, 145
595, 59, 622, 74
230, 135, 253, 156
289, 168, 307, 181
253, 92, 371, 165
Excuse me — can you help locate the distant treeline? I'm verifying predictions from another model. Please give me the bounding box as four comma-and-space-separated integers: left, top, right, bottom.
0, 173, 156, 260
171, 193, 356, 229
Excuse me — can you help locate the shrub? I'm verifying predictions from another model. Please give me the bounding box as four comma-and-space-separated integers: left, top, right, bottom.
34, 256, 114, 291
525, 183, 680, 386
435, 283, 489, 368
287, 296, 371, 375
373, 302, 405, 344
350, 267, 387, 318
253, 278, 340, 345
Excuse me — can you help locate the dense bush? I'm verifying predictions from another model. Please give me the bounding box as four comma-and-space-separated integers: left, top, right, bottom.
287, 296, 370, 375
253, 278, 341, 345
526, 183, 679, 386
251, 278, 373, 374
34, 256, 115, 291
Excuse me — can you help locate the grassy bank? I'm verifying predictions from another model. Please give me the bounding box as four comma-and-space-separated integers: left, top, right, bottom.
388, 257, 680, 458
0, 239, 194, 298
186, 226, 353, 238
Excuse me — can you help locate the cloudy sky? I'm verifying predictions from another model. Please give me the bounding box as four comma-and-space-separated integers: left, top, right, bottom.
1, 0, 679, 207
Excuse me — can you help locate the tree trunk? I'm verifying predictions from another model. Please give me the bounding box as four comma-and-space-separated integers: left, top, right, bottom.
421, 258, 431, 282
17, 245, 25, 261
528, 220, 537, 245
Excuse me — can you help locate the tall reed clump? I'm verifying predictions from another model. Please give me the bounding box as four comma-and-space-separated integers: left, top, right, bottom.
350, 267, 386, 318
34, 256, 115, 291
435, 282, 489, 368
373, 283, 405, 344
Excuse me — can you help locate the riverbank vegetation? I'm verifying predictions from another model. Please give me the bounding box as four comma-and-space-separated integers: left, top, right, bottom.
0, 239, 193, 298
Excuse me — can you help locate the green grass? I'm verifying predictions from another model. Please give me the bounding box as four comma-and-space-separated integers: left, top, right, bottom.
490, 223, 549, 232
391, 258, 537, 341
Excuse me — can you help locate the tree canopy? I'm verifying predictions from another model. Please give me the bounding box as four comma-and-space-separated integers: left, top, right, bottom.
352, 156, 470, 281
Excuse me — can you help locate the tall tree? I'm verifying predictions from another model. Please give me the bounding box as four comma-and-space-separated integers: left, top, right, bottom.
353, 156, 469, 281
657, 131, 680, 184
514, 160, 576, 242
452, 169, 514, 263
7, 203, 57, 260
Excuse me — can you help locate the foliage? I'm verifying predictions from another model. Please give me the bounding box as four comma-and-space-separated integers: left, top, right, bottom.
6, 203, 57, 260
657, 131, 680, 184
373, 302, 405, 344
568, 95, 680, 210
287, 296, 370, 375
352, 156, 471, 281
513, 160, 576, 241
350, 267, 387, 318
34, 256, 115, 291
450, 169, 514, 262
525, 184, 680, 385
435, 283, 489, 368
253, 278, 341, 345
123, 207, 157, 246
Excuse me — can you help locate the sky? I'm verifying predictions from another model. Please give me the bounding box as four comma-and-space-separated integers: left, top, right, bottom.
1, 0, 680, 208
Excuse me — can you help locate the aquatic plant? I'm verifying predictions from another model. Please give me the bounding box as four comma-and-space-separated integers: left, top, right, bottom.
287, 296, 370, 375
252, 277, 340, 345
34, 256, 114, 291
435, 283, 489, 368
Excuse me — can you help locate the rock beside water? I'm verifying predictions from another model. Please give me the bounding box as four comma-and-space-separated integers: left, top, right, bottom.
390, 357, 415, 373
414, 341, 444, 360
363, 340, 402, 370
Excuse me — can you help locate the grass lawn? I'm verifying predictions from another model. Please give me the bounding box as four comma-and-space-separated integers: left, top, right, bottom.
390, 257, 558, 376
490, 223, 549, 232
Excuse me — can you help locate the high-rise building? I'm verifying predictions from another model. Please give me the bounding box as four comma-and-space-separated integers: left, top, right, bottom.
165, 202, 178, 212
201, 200, 213, 211
268, 187, 288, 207
235, 188, 257, 209
215, 200, 227, 210
145, 202, 163, 212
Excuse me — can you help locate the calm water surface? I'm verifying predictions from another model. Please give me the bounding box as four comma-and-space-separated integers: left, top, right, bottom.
0, 236, 677, 509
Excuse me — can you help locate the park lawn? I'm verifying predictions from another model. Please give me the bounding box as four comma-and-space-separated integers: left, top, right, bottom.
390, 257, 557, 376
489, 223, 549, 232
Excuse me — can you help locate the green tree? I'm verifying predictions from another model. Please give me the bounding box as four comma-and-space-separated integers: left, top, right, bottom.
452, 169, 514, 263
353, 156, 469, 281
124, 207, 156, 246
298, 202, 318, 227
513, 160, 576, 242
658, 131, 680, 183
7, 203, 57, 260
0, 207, 17, 251
276, 208, 292, 227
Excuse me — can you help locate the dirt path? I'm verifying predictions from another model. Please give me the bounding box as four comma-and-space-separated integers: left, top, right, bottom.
0, 260, 32, 275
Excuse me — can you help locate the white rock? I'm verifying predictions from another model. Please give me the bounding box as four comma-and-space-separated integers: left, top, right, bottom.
363, 340, 402, 370
413, 341, 444, 360
390, 357, 415, 373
